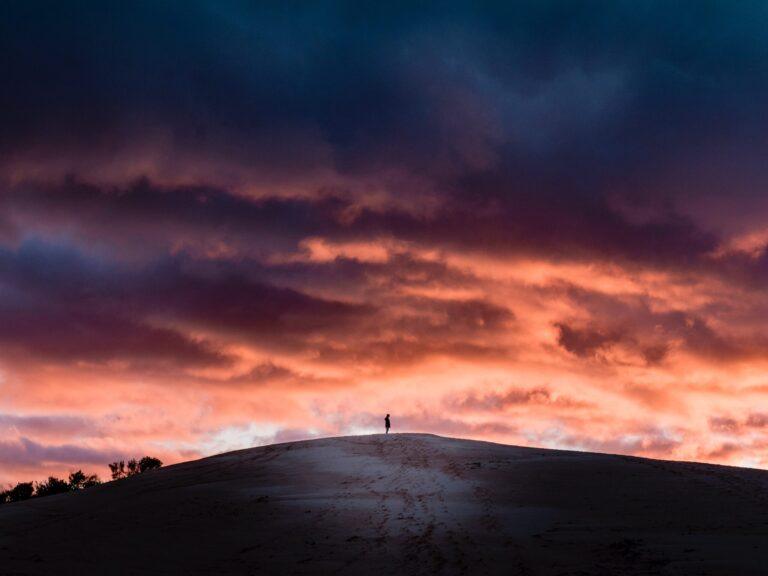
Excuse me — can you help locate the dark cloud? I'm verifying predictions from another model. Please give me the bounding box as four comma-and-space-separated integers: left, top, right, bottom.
555, 428, 683, 457
4, 1, 768, 181
448, 386, 586, 412
0, 437, 114, 467
5, 0, 766, 275
657, 312, 739, 361
555, 322, 622, 358
0, 239, 519, 368
0, 303, 231, 367
0, 414, 94, 436
0, 243, 231, 366
552, 286, 768, 365
640, 344, 669, 366
214, 362, 342, 390
311, 338, 509, 368
745, 413, 768, 428
265, 252, 481, 300
304, 295, 515, 366
389, 298, 514, 338
0, 240, 374, 363
2, 177, 343, 258
1, 175, 720, 270
139, 261, 373, 342
709, 416, 740, 434
704, 442, 743, 460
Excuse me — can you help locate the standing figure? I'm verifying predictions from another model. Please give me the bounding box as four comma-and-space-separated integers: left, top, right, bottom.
385, 414, 391, 434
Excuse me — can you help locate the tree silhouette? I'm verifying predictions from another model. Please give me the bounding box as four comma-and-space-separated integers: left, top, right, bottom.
139, 456, 163, 472
109, 456, 162, 479
34, 477, 70, 497
6, 482, 34, 502
108, 460, 127, 480
68, 470, 100, 490
0, 469, 101, 504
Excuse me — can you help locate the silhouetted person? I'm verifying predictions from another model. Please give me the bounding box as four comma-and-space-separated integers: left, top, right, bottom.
385, 414, 391, 434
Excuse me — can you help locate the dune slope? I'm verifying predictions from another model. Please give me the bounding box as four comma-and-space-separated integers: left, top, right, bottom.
1, 433, 768, 575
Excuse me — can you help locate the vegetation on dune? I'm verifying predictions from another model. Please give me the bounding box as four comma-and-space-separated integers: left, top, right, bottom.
1, 481, 33, 503
1, 456, 163, 505
68, 470, 101, 490
108, 456, 163, 480
33, 476, 71, 497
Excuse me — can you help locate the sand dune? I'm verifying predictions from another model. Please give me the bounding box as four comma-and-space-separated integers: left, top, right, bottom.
2, 433, 768, 575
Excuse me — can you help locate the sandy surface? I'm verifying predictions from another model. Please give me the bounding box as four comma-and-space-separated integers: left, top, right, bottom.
1, 433, 768, 575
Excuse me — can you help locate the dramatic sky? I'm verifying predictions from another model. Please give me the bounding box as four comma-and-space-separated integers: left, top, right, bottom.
3, 1, 768, 484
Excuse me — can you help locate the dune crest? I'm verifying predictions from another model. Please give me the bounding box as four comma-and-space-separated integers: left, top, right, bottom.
2, 433, 768, 575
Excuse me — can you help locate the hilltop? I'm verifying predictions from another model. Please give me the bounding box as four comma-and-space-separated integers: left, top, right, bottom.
1, 433, 767, 575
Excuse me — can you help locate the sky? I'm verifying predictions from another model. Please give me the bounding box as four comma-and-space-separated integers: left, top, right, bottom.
3, 1, 768, 484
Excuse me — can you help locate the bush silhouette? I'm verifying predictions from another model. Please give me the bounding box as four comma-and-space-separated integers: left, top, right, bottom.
139, 456, 163, 472
0, 468, 101, 504
0, 459, 163, 502
34, 477, 70, 497
108, 460, 127, 480
109, 456, 163, 479
6, 482, 34, 502
68, 470, 100, 490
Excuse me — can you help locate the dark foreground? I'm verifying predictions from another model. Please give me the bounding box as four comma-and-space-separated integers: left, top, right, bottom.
1, 433, 767, 575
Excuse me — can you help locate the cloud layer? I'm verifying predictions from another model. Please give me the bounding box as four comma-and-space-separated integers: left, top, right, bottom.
2, 1, 768, 483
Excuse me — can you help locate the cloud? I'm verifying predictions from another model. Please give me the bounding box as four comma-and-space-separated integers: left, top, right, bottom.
551, 285, 768, 366
447, 385, 586, 412
552, 428, 684, 458
271, 428, 325, 445
703, 443, 744, 460
0, 413, 94, 436
0, 305, 231, 367
0, 437, 115, 467
709, 416, 740, 434
0, 237, 524, 371
0, 240, 373, 365
1, 175, 721, 270
554, 323, 622, 359
213, 362, 342, 390
3, 2, 768, 184
745, 413, 768, 428
3, 2, 768, 482
640, 344, 669, 365
139, 260, 373, 343
0, 242, 235, 367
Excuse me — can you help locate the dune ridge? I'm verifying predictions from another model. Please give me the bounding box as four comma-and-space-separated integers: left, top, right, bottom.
1, 433, 767, 575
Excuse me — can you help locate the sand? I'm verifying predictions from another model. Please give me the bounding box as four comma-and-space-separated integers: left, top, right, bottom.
1, 433, 768, 575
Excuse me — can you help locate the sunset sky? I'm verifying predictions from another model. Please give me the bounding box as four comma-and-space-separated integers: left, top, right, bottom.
3, 1, 768, 484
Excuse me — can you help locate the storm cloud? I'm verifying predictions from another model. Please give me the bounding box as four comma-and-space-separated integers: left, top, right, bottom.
3, 1, 768, 482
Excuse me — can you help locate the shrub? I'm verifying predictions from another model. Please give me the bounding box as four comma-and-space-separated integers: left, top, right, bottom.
7, 482, 34, 502
35, 477, 70, 497
68, 470, 100, 490
138, 456, 163, 473
109, 456, 162, 479
108, 460, 126, 480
